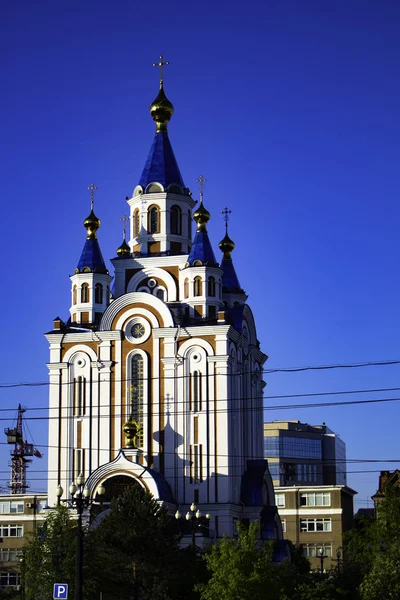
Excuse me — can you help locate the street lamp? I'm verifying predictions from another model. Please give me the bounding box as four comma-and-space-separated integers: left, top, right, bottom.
56, 475, 105, 600
175, 503, 211, 547
318, 547, 328, 575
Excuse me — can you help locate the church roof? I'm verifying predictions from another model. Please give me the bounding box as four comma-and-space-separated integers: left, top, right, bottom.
221, 257, 242, 291
186, 229, 218, 266
76, 238, 108, 274
138, 131, 185, 190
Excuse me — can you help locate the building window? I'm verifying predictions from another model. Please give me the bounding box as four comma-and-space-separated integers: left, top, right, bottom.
81, 283, 89, 303
0, 501, 24, 514
129, 354, 144, 447
191, 444, 202, 483
95, 283, 103, 304
133, 208, 140, 237
275, 493, 285, 508
0, 572, 21, 587
194, 276, 202, 296
184, 278, 189, 298
74, 448, 85, 480
300, 492, 331, 507
74, 376, 85, 417
191, 371, 201, 412
300, 518, 331, 532
148, 206, 160, 234
302, 544, 332, 558
170, 205, 182, 235
156, 288, 165, 301
73, 285, 77, 305
0, 549, 18, 562
208, 305, 216, 319
208, 277, 216, 296
0, 525, 23, 537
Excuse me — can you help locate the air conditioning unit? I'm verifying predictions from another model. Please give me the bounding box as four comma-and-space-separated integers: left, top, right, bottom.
26, 503, 34, 508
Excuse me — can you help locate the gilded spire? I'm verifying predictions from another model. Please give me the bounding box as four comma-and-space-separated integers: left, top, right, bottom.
150, 55, 173, 133
84, 183, 100, 239
219, 207, 235, 258
193, 176, 210, 231
116, 213, 130, 256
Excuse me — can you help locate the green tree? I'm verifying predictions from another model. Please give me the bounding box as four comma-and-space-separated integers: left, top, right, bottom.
92, 484, 192, 600
196, 521, 296, 600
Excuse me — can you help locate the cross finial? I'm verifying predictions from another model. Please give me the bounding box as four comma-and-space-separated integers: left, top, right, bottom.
153, 55, 170, 88
196, 175, 207, 202
88, 183, 98, 210
120, 213, 129, 240
221, 207, 232, 231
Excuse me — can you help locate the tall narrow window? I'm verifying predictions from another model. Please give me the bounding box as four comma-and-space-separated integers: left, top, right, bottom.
208, 277, 216, 296
73, 285, 77, 305
95, 283, 103, 304
148, 206, 160, 234
184, 278, 189, 298
188, 210, 192, 239
130, 355, 144, 447
133, 208, 140, 237
194, 276, 202, 296
74, 448, 85, 480
74, 376, 85, 416
191, 371, 201, 412
170, 205, 182, 235
81, 283, 89, 303
191, 444, 202, 483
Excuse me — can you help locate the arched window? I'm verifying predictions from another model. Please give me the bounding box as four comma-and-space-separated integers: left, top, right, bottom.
170, 205, 182, 235
129, 355, 144, 447
191, 370, 201, 412
194, 276, 202, 297
95, 283, 103, 304
148, 206, 160, 234
73, 285, 77, 305
81, 283, 89, 303
133, 209, 140, 237
208, 276, 216, 297
74, 376, 85, 416
188, 210, 192, 240
184, 278, 189, 298
156, 288, 165, 301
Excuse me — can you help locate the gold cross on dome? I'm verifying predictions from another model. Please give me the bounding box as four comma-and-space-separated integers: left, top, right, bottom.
120, 213, 129, 239
221, 207, 232, 230
153, 55, 170, 87
88, 183, 98, 210
196, 175, 207, 201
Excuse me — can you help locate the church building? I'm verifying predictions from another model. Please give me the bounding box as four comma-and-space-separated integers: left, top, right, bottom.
45, 62, 282, 541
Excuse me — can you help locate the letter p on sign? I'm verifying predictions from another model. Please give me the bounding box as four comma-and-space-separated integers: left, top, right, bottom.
53, 583, 68, 599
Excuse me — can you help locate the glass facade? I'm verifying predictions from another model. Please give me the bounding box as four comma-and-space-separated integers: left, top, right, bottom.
264, 436, 322, 460
335, 438, 347, 485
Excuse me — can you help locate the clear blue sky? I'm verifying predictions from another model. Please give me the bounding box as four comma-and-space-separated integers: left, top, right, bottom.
1, 0, 400, 506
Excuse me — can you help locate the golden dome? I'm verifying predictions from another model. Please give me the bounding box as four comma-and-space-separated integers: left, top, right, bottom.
193, 202, 211, 232
84, 210, 100, 240
219, 232, 235, 258
123, 418, 140, 449
150, 84, 174, 132
116, 239, 130, 256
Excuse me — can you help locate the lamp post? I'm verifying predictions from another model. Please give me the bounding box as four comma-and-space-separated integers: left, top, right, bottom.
175, 503, 210, 547
56, 475, 105, 600
318, 547, 328, 575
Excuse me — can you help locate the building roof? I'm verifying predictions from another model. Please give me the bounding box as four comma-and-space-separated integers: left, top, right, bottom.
221, 256, 242, 291
186, 229, 218, 266
138, 131, 185, 190
76, 238, 108, 274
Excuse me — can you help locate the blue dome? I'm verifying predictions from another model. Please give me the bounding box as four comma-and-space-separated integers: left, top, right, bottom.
76, 238, 108, 274
139, 132, 184, 190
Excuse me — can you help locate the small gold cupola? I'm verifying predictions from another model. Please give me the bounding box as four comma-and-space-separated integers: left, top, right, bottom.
84, 183, 100, 240
150, 55, 174, 133
219, 232, 235, 259
193, 202, 211, 232
117, 213, 130, 256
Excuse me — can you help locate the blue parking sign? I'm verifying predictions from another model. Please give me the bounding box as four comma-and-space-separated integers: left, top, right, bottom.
53, 583, 68, 599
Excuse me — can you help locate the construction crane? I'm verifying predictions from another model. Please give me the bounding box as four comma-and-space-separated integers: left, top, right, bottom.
4, 404, 42, 494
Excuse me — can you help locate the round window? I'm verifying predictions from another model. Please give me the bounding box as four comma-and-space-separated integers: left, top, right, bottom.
131, 323, 146, 339
125, 318, 151, 344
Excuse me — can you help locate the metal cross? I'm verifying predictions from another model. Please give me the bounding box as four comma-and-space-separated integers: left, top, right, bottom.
221, 207, 232, 231
153, 55, 170, 87
120, 213, 129, 239
196, 175, 207, 201
88, 183, 98, 210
